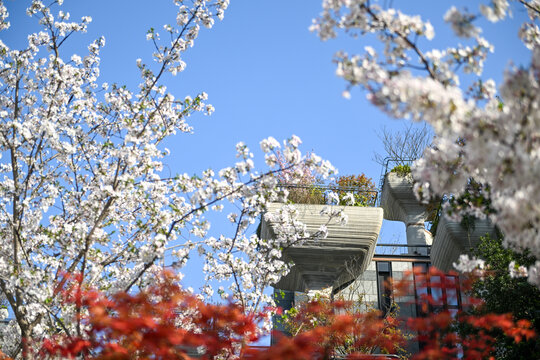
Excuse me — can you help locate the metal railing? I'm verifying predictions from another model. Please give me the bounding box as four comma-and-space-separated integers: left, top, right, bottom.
375, 243, 431, 256
278, 183, 379, 207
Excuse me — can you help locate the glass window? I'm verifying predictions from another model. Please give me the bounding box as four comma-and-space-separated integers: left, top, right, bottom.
413, 263, 461, 316
376, 261, 392, 315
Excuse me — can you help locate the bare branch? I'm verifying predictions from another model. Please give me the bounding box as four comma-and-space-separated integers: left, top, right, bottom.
373, 122, 433, 166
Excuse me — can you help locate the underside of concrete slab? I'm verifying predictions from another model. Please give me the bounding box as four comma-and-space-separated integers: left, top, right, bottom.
261, 203, 383, 292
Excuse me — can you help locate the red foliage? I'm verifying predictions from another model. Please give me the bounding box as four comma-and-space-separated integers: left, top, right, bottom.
395, 267, 536, 360
40, 271, 264, 359
37, 268, 536, 360
250, 300, 405, 360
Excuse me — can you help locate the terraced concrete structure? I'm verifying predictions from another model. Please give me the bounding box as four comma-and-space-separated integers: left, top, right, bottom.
379, 171, 496, 271
267, 171, 494, 352
430, 216, 497, 272
380, 172, 433, 255
261, 202, 383, 293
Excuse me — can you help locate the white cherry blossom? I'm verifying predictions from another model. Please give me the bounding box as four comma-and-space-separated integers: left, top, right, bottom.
0, 0, 337, 354
314, 0, 540, 287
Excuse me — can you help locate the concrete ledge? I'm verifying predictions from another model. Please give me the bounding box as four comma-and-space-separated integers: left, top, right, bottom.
380, 172, 428, 222
430, 216, 496, 272
262, 203, 383, 292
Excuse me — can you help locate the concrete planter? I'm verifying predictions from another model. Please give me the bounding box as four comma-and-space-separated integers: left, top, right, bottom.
430, 216, 496, 272
261, 203, 383, 293
380, 172, 433, 254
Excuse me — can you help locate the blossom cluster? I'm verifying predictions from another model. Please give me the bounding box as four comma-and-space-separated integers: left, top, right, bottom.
0, 0, 338, 355
313, 0, 540, 286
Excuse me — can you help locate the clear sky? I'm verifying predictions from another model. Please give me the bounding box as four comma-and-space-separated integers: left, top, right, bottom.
1, 0, 532, 291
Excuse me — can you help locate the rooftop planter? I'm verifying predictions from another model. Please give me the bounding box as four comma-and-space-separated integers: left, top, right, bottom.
431, 216, 496, 272
261, 198, 383, 293
380, 171, 428, 223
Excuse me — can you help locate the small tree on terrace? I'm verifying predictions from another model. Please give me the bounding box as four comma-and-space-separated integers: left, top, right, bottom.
373, 123, 433, 167
331, 174, 377, 206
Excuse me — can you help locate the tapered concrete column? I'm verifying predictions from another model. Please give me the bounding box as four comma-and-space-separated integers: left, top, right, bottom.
380, 173, 433, 255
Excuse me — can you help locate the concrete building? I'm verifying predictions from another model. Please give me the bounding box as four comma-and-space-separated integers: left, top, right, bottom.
263, 164, 494, 351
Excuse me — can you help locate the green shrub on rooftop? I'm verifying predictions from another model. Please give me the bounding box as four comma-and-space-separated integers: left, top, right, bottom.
390, 164, 411, 176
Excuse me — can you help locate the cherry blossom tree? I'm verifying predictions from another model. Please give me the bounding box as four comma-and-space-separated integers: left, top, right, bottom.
312, 0, 540, 285
0, 1, 337, 356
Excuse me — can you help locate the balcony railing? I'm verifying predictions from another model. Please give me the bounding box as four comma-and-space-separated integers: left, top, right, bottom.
278, 183, 379, 207
375, 243, 431, 256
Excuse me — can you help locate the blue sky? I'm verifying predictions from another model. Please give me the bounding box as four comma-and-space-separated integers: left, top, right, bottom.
2, 0, 532, 290
5, 1, 530, 178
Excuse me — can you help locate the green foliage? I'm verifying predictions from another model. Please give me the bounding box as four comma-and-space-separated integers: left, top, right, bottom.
446, 181, 495, 220
274, 149, 376, 207
427, 202, 442, 236
429, 180, 493, 236
286, 185, 326, 205
330, 174, 377, 207
389, 164, 411, 176
463, 234, 540, 359
283, 174, 377, 207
